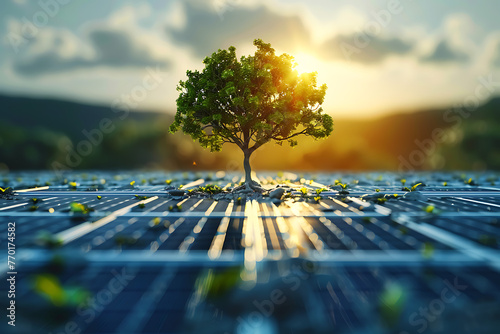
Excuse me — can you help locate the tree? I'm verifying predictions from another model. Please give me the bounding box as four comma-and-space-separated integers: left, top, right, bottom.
170, 39, 333, 191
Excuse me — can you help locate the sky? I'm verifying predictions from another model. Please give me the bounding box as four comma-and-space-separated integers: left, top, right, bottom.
1, 0, 500, 118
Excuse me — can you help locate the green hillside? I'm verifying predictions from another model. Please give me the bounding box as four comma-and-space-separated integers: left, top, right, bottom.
0, 94, 498, 171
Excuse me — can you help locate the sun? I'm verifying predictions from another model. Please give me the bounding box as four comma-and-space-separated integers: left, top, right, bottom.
293, 53, 320, 74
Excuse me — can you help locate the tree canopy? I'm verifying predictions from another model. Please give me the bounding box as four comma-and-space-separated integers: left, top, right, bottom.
170, 39, 333, 188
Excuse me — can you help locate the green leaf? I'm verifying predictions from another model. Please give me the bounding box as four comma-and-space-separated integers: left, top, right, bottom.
411, 183, 422, 191
422, 242, 435, 258
269, 111, 284, 124
221, 69, 234, 79
424, 205, 435, 213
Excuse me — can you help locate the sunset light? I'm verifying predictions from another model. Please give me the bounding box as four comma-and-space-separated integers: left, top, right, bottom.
1, 1, 499, 333
293, 52, 321, 75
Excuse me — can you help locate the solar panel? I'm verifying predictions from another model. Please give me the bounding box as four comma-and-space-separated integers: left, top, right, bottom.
0, 171, 499, 333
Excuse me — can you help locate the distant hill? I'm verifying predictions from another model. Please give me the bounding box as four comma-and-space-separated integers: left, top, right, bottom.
0, 94, 499, 171
289, 97, 499, 171
0, 94, 171, 142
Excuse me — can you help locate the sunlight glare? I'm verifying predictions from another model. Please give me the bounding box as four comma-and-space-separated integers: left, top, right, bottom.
293, 53, 320, 74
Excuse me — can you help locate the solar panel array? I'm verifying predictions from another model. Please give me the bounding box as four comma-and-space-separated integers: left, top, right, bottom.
0, 171, 499, 333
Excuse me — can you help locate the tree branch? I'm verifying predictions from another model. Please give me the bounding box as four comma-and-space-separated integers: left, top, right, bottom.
211, 122, 244, 148
271, 129, 307, 141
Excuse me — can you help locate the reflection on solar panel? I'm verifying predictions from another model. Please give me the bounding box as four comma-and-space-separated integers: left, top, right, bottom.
0, 171, 499, 333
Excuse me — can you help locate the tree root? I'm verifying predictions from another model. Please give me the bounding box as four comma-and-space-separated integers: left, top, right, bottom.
232, 181, 266, 194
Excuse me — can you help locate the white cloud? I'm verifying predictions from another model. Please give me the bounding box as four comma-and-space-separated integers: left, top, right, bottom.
8, 5, 171, 77
327, 6, 369, 35
415, 13, 479, 65
420, 39, 469, 64
165, 1, 187, 30
1, 1, 499, 117
483, 32, 500, 68
107, 3, 152, 26
166, 0, 312, 58
444, 13, 480, 57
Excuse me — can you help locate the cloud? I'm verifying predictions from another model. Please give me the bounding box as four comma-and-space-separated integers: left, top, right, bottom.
166, 1, 311, 58
167, 1, 417, 65
2, 1, 497, 119
11, 28, 86, 76
417, 14, 476, 65
87, 26, 167, 67
484, 34, 500, 67
318, 34, 413, 64
492, 48, 500, 67
444, 13, 478, 49
11, 11, 171, 76
420, 39, 469, 63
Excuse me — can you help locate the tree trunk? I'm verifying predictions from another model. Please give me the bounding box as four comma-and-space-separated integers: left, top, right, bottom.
234, 148, 264, 193
243, 149, 252, 185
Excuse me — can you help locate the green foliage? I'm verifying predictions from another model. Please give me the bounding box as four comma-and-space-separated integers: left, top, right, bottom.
0, 187, 11, 193
403, 183, 422, 192
379, 283, 407, 328
422, 242, 435, 259
196, 267, 242, 300
170, 39, 333, 157
478, 234, 497, 247
168, 204, 182, 212
134, 195, 149, 200
299, 187, 308, 196
33, 274, 89, 307
424, 205, 435, 213
315, 188, 326, 195
196, 184, 223, 194
69, 202, 93, 215
35, 231, 63, 249
465, 177, 476, 186
411, 183, 422, 191
150, 217, 161, 226
431, 99, 500, 170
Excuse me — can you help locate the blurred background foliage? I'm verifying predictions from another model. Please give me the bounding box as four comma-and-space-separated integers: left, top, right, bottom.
1, 94, 499, 172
